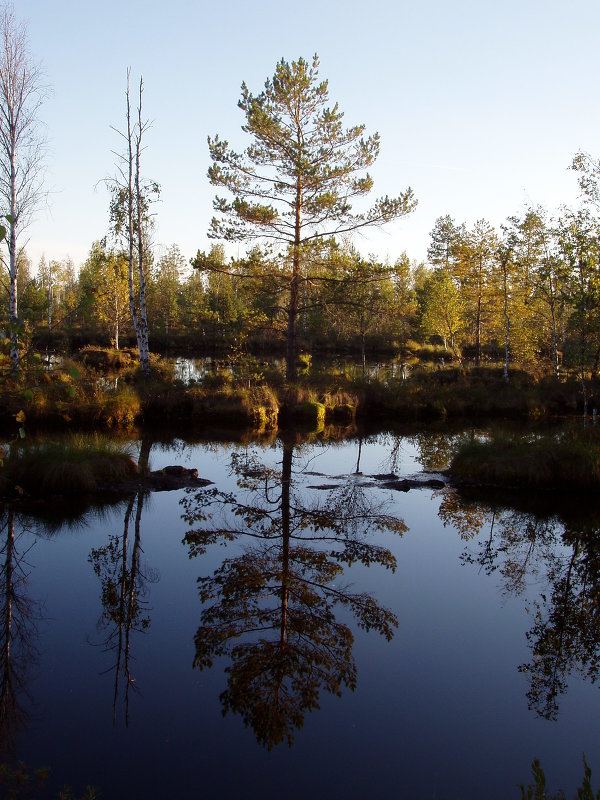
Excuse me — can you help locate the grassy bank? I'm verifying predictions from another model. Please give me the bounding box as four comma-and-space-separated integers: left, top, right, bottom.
0, 350, 597, 434
448, 428, 600, 490
0, 434, 138, 496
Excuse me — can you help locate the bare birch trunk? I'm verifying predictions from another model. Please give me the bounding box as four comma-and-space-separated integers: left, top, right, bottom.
134, 79, 150, 376
124, 71, 150, 376
0, 8, 48, 372
8, 209, 18, 371
125, 72, 141, 360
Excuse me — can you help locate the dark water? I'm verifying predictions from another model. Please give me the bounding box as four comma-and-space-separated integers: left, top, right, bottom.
1, 430, 599, 799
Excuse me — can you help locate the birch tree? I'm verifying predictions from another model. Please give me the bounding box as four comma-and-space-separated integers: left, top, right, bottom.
109, 70, 158, 375
454, 219, 499, 366
0, 4, 48, 370
420, 267, 466, 362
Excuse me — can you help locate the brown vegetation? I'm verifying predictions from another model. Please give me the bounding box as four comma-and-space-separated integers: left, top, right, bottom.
0, 351, 597, 436
0, 434, 138, 496
449, 428, 600, 490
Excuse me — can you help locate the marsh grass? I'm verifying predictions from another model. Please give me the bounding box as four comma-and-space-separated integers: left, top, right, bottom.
351, 367, 587, 421
0, 356, 596, 433
1, 434, 138, 495
140, 383, 279, 430
520, 755, 599, 800
449, 428, 600, 490
76, 346, 137, 370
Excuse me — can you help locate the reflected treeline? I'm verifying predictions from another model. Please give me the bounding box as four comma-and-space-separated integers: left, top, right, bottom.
440, 486, 600, 720
181, 436, 406, 749
522, 522, 600, 720
408, 429, 475, 472
0, 508, 40, 756
88, 438, 158, 726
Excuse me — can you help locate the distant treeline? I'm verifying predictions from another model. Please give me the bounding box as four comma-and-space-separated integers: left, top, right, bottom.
3, 201, 600, 383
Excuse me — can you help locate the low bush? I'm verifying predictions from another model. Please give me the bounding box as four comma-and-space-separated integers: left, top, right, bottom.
1, 434, 138, 496
201, 370, 234, 390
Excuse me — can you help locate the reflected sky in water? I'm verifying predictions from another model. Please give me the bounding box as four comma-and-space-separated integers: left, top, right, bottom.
1, 428, 599, 799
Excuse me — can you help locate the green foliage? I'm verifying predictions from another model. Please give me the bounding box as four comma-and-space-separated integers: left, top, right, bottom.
520, 755, 600, 800
209, 55, 415, 243
149, 243, 187, 334
419, 267, 466, 361
427, 214, 464, 269
208, 54, 416, 381
297, 353, 311, 374
0, 761, 99, 799
521, 758, 548, 800
77, 243, 130, 346
297, 400, 326, 427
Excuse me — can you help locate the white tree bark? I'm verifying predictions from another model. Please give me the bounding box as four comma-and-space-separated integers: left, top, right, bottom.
116, 70, 153, 376
134, 78, 150, 375
0, 5, 48, 370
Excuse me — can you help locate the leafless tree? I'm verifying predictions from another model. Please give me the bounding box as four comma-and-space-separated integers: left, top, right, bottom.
109, 69, 157, 376
0, 4, 48, 369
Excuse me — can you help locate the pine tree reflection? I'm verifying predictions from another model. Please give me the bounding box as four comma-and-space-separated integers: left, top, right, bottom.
88, 440, 158, 726
440, 487, 600, 720
182, 437, 405, 748
0, 508, 39, 756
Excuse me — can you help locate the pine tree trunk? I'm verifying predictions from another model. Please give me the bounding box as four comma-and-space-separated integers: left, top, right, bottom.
475, 293, 482, 367
134, 81, 150, 377
280, 440, 293, 644
548, 275, 559, 378
286, 176, 302, 384
114, 293, 120, 350
286, 268, 298, 383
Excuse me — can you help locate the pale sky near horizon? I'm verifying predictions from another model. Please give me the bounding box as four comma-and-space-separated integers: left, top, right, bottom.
15, 0, 600, 274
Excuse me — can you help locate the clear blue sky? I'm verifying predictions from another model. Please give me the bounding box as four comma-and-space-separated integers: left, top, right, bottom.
17, 0, 600, 272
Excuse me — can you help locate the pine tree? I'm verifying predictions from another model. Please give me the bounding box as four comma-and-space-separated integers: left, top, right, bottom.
208, 55, 416, 381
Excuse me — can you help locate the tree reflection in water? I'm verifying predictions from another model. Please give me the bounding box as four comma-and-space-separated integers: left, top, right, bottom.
440, 487, 600, 721
181, 436, 406, 749
0, 508, 39, 756
88, 438, 158, 726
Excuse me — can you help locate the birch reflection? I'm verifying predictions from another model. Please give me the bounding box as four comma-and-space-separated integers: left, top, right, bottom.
182, 438, 405, 749
0, 509, 38, 755
88, 492, 157, 726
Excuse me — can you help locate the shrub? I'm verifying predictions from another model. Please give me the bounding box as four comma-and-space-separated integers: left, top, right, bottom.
202, 370, 234, 390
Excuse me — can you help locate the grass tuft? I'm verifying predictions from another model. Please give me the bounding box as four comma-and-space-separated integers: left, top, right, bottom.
2, 434, 138, 495
449, 429, 600, 490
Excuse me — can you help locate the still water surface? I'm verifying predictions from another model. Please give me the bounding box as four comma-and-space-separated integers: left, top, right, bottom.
1, 430, 599, 798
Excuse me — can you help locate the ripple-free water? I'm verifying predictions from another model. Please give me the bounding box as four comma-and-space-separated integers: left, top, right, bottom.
2, 430, 598, 799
